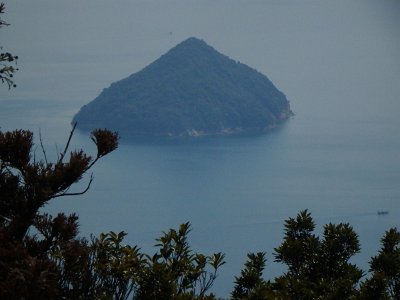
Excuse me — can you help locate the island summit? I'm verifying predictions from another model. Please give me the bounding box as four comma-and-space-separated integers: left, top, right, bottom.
73, 37, 293, 138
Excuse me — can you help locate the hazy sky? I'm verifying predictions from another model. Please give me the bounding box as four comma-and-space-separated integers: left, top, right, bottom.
1, 2, 399, 296
1, 0, 399, 124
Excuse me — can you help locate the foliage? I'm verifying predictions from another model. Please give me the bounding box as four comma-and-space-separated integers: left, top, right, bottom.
1, 127, 399, 300
270, 210, 363, 299
0, 124, 224, 299
231, 210, 368, 300
73, 37, 292, 137
231, 252, 271, 300
0, 125, 119, 241
230, 211, 400, 300
136, 222, 225, 300
0, 6, 225, 299
0, 127, 119, 299
2, 4, 399, 299
0, 2, 18, 88
359, 228, 400, 299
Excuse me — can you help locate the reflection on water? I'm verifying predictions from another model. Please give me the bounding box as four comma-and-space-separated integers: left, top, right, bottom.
0, 0, 399, 296
1, 99, 398, 296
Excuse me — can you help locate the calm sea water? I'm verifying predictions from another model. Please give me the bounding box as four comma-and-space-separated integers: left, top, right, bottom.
1, 98, 399, 296
1, 0, 399, 297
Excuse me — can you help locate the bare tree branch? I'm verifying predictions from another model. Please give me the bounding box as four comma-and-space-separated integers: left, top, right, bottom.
51, 173, 94, 199
39, 129, 48, 165
58, 122, 77, 163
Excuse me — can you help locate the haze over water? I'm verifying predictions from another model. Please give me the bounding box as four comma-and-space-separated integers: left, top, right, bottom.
1, 1, 400, 296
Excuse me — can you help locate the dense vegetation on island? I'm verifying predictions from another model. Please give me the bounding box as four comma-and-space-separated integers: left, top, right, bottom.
2, 5, 399, 299
73, 37, 293, 138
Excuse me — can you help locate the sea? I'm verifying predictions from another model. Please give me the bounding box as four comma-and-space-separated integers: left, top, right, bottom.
1, 0, 399, 297
1, 96, 399, 296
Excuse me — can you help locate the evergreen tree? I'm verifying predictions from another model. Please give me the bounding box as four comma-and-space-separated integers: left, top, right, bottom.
360, 228, 400, 299
2, 3, 400, 299
232, 210, 364, 299
231, 252, 271, 300
273, 210, 362, 299
0, 126, 119, 299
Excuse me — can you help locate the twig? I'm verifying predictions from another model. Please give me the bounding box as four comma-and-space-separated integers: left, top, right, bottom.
51, 173, 94, 199
55, 144, 60, 161
58, 122, 77, 163
39, 128, 48, 165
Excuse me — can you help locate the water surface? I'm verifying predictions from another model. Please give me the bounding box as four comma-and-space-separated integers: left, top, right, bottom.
1, 0, 399, 297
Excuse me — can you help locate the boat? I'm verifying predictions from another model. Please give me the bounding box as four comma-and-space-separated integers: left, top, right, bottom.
377, 211, 389, 215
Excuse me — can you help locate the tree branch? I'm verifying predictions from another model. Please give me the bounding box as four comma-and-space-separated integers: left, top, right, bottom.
0, 3, 9, 27
58, 122, 77, 163
51, 173, 94, 199
39, 128, 48, 165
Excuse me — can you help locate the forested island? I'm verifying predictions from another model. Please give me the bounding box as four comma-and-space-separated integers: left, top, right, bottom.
2, 3, 400, 299
73, 37, 293, 137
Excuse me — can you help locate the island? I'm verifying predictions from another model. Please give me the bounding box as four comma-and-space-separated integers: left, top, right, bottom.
72, 37, 293, 138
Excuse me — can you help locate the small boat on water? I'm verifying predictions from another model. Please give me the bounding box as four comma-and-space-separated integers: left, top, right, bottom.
377, 211, 389, 215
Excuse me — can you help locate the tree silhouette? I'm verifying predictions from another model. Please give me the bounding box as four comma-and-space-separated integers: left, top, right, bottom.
360, 228, 400, 299
231, 252, 270, 299
0, 5, 225, 299
0, 3, 18, 88
0, 126, 119, 299
2, 3, 399, 299
0, 125, 119, 241
232, 210, 364, 299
